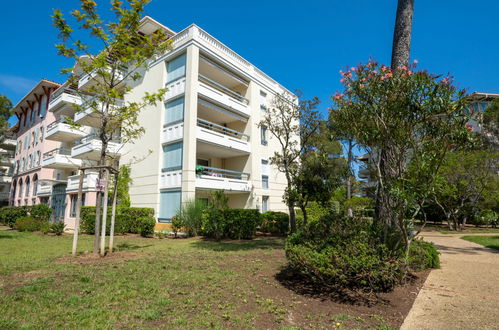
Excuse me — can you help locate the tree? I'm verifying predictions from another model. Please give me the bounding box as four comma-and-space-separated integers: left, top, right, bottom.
53, 0, 172, 255
260, 93, 321, 233
433, 150, 499, 231
109, 165, 132, 207
329, 60, 472, 255
391, 0, 415, 69
0, 95, 12, 144
482, 99, 499, 148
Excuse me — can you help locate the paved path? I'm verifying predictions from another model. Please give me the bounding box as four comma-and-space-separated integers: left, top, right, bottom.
401, 232, 499, 330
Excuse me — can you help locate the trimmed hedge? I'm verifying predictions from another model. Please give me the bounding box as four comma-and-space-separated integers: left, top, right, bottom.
0, 205, 52, 228
261, 211, 289, 236
15, 216, 49, 232
138, 216, 155, 237
202, 208, 261, 240
80, 206, 155, 235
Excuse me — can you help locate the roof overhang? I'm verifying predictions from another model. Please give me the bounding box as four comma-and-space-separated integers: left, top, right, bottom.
13, 79, 61, 116
139, 16, 176, 37
468, 92, 499, 102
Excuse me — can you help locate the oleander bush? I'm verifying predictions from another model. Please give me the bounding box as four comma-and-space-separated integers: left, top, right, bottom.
261, 211, 289, 236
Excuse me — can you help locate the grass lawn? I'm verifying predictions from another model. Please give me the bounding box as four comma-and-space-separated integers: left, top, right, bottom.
414, 222, 499, 235
0, 229, 423, 329
461, 235, 499, 250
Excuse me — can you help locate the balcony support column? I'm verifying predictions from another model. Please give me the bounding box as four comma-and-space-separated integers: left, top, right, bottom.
181, 45, 200, 203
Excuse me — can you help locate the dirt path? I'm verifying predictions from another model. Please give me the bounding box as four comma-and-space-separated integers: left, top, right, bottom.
401, 232, 499, 330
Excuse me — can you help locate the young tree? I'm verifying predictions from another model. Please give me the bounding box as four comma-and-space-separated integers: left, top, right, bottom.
433, 150, 499, 230
53, 0, 172, 255
260, 93, 321, 233
0, 95, 12, 144
482, 99, 499, 148
109, 165, 132, 207
329, 61, 472, 254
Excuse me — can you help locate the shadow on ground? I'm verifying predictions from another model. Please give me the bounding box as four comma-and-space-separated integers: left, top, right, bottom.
0, 231, 14, 239
274, 265, 390, 307
115, 242, 154, 251
433, 243, 499, 255
191, 237, 285, 252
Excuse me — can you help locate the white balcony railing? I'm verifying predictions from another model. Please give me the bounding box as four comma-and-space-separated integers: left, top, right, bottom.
165, 78, 186, 101
196, 118, 250, 154
162, 122, 184, 144
198, 79, 250, 117
42, 148, 82, 169
36, 183, 53, 196
74, 97, 124, 128
48, 88, 82, 116
71, 134, 123, 160
45, 118, 91, 142
195, 166, 251, 192
66, 172, 99, 192
160, 170, 182, 189
78, 68, 125, 91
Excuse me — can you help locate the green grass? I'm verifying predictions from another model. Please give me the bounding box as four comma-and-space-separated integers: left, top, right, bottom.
413, 222, 499, 234
461, 235, 499, 250
0, 229, 396, 329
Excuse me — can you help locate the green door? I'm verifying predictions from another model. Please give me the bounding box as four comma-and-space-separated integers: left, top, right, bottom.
51, 184, 67, 222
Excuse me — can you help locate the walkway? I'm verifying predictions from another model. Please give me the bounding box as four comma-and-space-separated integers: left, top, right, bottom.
401, 231, 499, 330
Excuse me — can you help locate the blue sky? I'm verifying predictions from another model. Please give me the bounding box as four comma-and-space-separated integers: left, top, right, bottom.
1, 0, 498, 123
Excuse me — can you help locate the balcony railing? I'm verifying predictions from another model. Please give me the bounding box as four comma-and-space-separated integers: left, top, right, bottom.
196, 166, 249, 180
74, 133, 120, 146
199, 74, 249, 105
197, 118, 249, 141
43, 148, 71, 159
49, 88, 79, 104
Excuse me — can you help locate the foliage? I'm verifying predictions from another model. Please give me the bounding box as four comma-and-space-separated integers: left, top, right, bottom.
15, 217, 48, 232
202, 209, 261, 240
433, 150, 499, 230
138, 217, 155, 237
329, 60, 472, 251
482, 99, 499, 147
171, 216, 182, 238
471, 210, 498, 228
208, 190, 229, 210
344, 196, 373, 217
285, 215, 402, 291
109, 165, 133, 207
260, 92, 322, 233
0, 206, 29, 228
30, 204, 53, 222
0, 95, 12, 146
407, 239, 440, 271
80, 206, 153, 235
175, 199, 208, 237
261, 211, 289, 236
50, 221, 66, 236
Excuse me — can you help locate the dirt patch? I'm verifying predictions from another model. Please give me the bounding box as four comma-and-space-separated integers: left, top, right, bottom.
53, 251, 146, 265
223, 248, 430, 329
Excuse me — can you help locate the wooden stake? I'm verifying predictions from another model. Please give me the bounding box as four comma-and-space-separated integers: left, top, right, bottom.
71, 169, 85, 257
108, 172, 119, 253
99, 169, 109, 256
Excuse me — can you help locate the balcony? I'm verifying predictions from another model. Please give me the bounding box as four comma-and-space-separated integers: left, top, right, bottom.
0, 156, 14, 166
74, 97, 124, 128
358, 168, 371, 180
36, 181, 53, 196
66, 171, 99, 193
78, 68, 125, 91
162, 122, 184, 144
164, 77, 186, 101
48, 88, 82, 116
45, 118, 91, 142
196, 118, 250, 155
71, 134, 123, 160
0, 138, 16, 150
160, 170, 182, 189
42, 148, 82, 169
196, 166, 251, 192
198, 75, 250, 117
0, 176, 12, 184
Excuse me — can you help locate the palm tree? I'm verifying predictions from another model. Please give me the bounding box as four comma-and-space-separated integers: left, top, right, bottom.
391, 0, 415, 69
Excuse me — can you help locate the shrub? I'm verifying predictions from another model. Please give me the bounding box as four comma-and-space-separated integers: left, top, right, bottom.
223, 209, 261, 239
261, 211, 289, 236
50, 221, 66, 236
285, 215, 402, 291
81, 212, 98, 234
176, 199, 207, 236
0, 206, 30, 228
408, 239, 440, 271
138, 216, 155, 237
201, 208, 225, 240
80, 206, 153, 235
30, 204, 52, 222
471, 210, 497, 227
171, 216, 182, 238
115, 214, 131, 234
295, 202, 332, 229
15, 216, 47, 232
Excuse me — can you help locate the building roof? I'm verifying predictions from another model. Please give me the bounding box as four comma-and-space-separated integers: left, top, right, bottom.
468, 92, 499, 102
12, 79, 61, 116
139, 16, 176, 36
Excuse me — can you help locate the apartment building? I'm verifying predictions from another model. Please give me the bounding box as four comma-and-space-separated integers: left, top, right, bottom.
0, 137, 15, 206
8, 17, 292, 228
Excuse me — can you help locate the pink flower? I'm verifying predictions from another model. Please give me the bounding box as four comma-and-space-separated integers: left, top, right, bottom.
372, 70, 377, 74
333, 92, 344, 100
380, 76, 385, 81
340, 78, 346, 83
351, 67, 356, 71
360, 84, 365, 88
407, 70, 412, 75
381, 65, 388, 72
413, 59, 418, 64
362, 77, 367, 82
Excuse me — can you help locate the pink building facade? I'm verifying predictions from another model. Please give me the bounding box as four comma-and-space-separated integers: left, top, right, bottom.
10, 79, 98, 229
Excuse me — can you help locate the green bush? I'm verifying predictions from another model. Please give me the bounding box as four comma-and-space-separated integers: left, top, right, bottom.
202, 209, 261, 240
176, 199, 207, 236
408, 239, 440, 271
138, 216, 155, 237
80, 206, 153, 235
30, 204, 52, 221
285, 215, 402, 291
50, 221, 66, 236
0, 206, 30, 228
471, 210, 497, 227
261, 211, 289, 236
15, 216, 48, 232
295, 202, 332, 229
115, 214, 131, 234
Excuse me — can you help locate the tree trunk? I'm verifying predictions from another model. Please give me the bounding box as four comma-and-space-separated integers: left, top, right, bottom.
391, 0, 415, 69
99, 169, 109, 256
72, 169, 85, 257
346, 139, 354, 217
93, 137, 108, 254
108, 172, 119, 254
300, 204, 308, 227
288, 204, 296, 234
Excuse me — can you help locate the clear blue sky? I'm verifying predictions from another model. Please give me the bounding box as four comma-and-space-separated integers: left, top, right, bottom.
1, 0, 498, 121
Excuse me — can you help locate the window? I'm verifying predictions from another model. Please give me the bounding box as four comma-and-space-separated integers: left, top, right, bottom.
25, 177, 30, 197
31, 132, 35, 147
33, 177, 38, 196
70, 194, 86, 217
28, 155, 32, 168
32, 153, 36, 167
40, 127, 44, 142
159, 190, 181, 222
30, 110, 34, 124
262, 196, 269, 213
196, 158, 210, 167
164, 97, 184, 125
261, 160, 269, 189
162, 142, 183, 171
18, 180, 23, 198
23, 136, 27, 150
36, 151, 41, 166
40, 96, 47, 118
35, 128, 39, 144
260, 91, 267, 111
21, 158, 25, 171
27, 133, 31, 148
166, 54, 186, 83
260, 126, 268, 145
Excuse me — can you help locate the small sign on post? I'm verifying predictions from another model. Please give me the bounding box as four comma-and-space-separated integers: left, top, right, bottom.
96, 179, 108, 192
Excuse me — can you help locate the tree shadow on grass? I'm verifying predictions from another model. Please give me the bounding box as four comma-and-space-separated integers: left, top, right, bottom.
0, 231, 14, 239
191, 237, 285, 252
274, 265, 390, 307
116, 242, 154, 251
